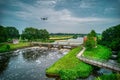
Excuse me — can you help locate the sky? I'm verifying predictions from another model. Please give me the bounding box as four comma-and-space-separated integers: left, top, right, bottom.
0, 0, 120, 34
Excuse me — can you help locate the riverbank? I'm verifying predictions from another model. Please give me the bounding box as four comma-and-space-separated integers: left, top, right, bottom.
0, 42, 31, 54
46, 46, 93, 80
95, 73, 120, 80
46, 45, 112, 80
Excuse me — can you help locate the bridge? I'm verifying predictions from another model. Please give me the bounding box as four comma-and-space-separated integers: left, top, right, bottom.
30, 41, 82, 49
77, 48, 120, 73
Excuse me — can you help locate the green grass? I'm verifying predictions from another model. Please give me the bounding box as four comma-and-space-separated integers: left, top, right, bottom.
95, 73, 120, 80
46, 45, 112, 80
50, 35, 73, 40
0, 44, 10, 52
0, 42, 30, 53
46, 46, 93, 80
83, 45, 112, 61
9, 42, 30, 50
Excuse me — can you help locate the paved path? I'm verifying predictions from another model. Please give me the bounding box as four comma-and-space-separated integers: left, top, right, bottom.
76, 47, 120, 72
76, 47, 85, 57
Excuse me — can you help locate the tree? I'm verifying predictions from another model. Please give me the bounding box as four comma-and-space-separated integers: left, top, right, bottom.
21, 27, 38, 41
73, 35, 78, 39
38, 29, 49, 40
101, 24, 120, 50
0, 25, 8, 42
85, 30, 97, 49
6, 27, 19, 39
100, 24, 120, 63
21, 27, 49, 41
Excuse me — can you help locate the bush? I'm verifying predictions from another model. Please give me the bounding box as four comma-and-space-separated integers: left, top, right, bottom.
0, 44, 10, 52
85, 38, 95, 50
95, 74, 118, 80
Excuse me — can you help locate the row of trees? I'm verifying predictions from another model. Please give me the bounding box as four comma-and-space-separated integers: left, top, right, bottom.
100, 24, 120, 63
0, 25, 19, 42
0, 25, 50, 43
21, 27, 49, 41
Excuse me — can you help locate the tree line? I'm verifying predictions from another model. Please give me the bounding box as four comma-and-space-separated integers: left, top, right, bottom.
21, 27, 49, 41
0, 25, 49, 43
0, 25, 19, 42
99, 24, 120, 63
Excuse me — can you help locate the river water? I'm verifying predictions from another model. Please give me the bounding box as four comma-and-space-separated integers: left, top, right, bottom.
0, 47, 69, 80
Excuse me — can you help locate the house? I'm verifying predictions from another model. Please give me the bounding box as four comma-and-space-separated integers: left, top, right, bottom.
13, 39, 19, 44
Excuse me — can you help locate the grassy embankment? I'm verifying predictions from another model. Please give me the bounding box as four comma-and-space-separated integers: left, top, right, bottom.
46, 45, 112, 80
46, 46, 93, 80
0, 42, 30, 53
83, 45, 112, 60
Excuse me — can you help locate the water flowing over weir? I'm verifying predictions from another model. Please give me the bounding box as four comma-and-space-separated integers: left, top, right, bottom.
0, 46, 70, 80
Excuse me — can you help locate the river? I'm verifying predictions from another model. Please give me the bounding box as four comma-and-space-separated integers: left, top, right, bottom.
0, 47, 69, 80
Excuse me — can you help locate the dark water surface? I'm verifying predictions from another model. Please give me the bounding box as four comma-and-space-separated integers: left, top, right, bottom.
0, 47, 67, 80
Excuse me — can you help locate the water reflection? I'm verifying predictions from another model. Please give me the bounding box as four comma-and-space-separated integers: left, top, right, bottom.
0, 55, 10, 74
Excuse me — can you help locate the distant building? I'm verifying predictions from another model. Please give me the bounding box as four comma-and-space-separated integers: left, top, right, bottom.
13, 39, 19, 44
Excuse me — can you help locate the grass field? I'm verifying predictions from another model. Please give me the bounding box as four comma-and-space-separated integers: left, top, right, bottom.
49, 35, 73, 40
83, 45, 112, 60
0, 42, 30, 53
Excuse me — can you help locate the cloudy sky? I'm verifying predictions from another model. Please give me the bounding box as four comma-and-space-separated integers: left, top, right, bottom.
0, 0, 120, 33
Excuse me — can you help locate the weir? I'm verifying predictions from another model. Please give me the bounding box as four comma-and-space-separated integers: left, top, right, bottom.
30, 42, 81, 49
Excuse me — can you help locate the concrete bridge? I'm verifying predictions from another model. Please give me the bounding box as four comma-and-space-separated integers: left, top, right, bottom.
30, 42, 82, 49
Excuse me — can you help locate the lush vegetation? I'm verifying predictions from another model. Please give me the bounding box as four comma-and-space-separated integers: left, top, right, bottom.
0, 25, 19, 42
84, 30, 97, 50
6, 27, 19, 40
72, 35, 78, 39
100, 24, 120, 51
0, 42, 30, 53
99, 24, 120, 63
83, 45, 112, 60
21, 27, 49, 41
95, 73, 120, 80
0, 25, 50, 52
46, 46, 93, 80
0, 44, 10, 52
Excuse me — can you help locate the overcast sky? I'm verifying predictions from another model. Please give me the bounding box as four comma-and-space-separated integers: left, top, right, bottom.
0, 0, 120, 33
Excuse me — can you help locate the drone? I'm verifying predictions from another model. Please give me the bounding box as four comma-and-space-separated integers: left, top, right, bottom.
41, 17, 48, 20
